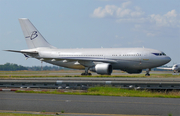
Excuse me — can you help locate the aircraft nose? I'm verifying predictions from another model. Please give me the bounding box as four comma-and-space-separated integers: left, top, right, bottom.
164, 56, 171, 64
155, 56, 171, 67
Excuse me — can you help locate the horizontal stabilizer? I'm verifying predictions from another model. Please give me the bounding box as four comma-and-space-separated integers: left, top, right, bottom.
4, 50, 38, 54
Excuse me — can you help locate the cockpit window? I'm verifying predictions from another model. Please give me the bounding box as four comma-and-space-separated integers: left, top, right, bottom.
152, 53, 159, 56
162, 52, 166, 56
152, 52, 166, 56
174, 65, 178, 68
152, 53, 160, 56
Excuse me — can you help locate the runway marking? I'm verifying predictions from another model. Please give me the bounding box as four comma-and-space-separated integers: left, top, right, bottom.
0, 110, 158, 116
0, 97, 180, 106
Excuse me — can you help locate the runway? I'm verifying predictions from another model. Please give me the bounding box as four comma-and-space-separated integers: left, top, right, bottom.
0, 92, 180, 115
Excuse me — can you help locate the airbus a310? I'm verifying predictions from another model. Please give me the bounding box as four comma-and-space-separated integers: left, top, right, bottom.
5, 18, 171, 76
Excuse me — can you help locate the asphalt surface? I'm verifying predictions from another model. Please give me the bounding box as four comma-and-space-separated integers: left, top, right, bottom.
0, 92, 180, 116
2, 77, 180, 82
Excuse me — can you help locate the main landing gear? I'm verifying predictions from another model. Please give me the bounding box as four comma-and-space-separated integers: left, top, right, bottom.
145, 68, 151, 76
81, 67, 92, 75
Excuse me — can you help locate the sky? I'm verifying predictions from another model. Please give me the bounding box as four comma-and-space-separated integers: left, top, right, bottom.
0, 0, 180, 67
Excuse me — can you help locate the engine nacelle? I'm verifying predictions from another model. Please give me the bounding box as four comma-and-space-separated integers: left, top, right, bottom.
90, 63, 113, 75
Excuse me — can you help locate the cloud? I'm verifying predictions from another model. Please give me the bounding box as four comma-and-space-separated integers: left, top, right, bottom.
91, 5, 117, 18
121, 1, 131, 8
146, 32, 155, 37
116, 8, 131, 17
91, 2, 180, 38
144, 9, 180, 36
91, 2, 180, 27
150, 10, 179, 27
131, 6, 144, 17
165, 9, 177, 18
91, 1, 144, 18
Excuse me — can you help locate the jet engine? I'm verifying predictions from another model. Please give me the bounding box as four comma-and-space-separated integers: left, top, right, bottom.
90, 63, 112, 75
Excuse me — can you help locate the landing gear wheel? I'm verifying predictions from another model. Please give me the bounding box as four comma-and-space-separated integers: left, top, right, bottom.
81, 73, 92, 75
81, 73, 85, 75
81, 67, 92, 76
145, 68, 151, 76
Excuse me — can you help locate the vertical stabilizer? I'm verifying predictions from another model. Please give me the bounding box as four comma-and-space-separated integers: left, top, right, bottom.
19, 18, 55, 49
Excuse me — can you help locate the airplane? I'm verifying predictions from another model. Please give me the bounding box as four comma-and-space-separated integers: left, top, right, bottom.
5, 18, 171, 76
158, 64, 180, 73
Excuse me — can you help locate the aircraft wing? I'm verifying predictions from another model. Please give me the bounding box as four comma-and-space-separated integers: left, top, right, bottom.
45, 57, 117, 64
66, 57, 116, 63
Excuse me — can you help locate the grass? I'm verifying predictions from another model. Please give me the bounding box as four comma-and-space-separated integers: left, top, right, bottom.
0, 112, 53, 116
0, 70, 179, 78
16, 87, 180, 98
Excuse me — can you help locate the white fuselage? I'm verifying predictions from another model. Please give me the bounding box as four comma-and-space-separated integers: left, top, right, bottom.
23, 47, 171, 73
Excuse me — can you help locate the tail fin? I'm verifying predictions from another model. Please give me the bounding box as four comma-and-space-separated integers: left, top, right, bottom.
19, 18, 55, 49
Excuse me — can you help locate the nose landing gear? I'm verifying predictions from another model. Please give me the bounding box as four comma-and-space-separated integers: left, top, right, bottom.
145, 68, 151, 76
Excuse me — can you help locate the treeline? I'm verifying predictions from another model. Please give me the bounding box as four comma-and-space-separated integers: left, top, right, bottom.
27, 66, 62, 71
0, 63, 27, 71
0, 63, 67, 71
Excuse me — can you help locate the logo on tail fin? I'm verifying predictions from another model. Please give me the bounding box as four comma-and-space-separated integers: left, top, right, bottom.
25, 31, 38, 40
30, 31, 38, 40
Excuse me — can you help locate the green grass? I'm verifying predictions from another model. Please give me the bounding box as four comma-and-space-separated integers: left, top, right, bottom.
16, 87, 180, 98
0, 73, 180, 78
0, 70, 179, 78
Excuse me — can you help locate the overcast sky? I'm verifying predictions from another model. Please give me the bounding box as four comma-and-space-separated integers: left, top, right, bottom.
0, 0, 180, 66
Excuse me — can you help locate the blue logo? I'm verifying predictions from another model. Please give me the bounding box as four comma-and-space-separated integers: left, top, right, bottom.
30, 31, 38, 40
